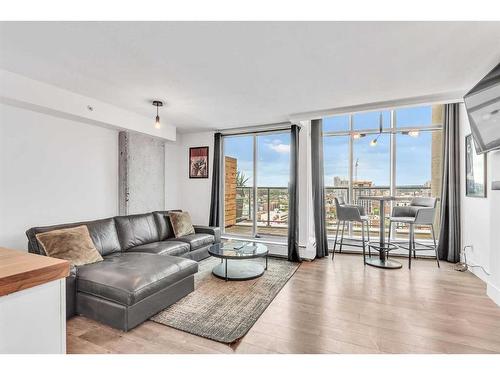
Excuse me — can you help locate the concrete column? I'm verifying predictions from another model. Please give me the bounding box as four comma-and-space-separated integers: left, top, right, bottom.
119, 131, 166, 215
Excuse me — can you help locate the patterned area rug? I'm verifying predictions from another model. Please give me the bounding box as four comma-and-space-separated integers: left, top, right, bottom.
150, 256, 299, 344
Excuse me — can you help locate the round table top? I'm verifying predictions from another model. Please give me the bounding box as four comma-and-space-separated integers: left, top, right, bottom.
209, 241, 268, 259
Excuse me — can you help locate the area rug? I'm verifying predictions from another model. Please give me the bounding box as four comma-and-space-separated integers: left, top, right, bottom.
150, 256, 300, 344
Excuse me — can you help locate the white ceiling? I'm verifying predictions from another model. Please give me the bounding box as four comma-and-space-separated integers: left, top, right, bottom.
1, 21, 500, 133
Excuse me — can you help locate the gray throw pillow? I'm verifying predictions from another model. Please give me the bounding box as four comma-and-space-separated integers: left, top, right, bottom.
35, 225, 103, 267
168, 211, 195, 238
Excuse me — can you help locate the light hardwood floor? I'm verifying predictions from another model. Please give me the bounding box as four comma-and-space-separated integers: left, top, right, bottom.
67, 254, 500, 354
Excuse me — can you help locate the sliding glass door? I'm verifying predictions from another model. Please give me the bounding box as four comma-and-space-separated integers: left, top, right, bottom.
223, 131, 290, 242
256, 133, 290, 238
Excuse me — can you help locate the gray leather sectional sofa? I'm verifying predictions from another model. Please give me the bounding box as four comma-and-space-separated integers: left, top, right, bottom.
26, 211, 220, 331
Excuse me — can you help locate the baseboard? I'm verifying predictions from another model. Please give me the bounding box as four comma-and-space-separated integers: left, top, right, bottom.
456, 260, 500, 306
466, 259, 490, 284
487, 282, 500, 307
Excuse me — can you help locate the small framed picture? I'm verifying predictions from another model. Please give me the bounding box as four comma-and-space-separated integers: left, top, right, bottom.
189, 146, 209, 179
465, 134, 487, 197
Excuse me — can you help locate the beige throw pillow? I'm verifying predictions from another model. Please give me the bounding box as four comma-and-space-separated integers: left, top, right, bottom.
169, 211, 195, 238
35, 225, 103, 267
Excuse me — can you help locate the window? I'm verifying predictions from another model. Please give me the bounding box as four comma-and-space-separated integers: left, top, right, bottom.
324, 135, 349, 232
323, 114, 349, 132
352, 110, 390, 131
223, 131, 290, 243
323, 105, 443, 242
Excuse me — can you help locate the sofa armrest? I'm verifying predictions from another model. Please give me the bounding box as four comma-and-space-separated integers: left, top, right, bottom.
193, 225, 221, 243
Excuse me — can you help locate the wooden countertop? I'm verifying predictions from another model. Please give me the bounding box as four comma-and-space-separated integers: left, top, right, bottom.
0, 247, 70, 297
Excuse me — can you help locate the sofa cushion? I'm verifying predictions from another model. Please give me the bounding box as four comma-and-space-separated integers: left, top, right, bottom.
27, 217, 121, 256
35, 225, 103, 267
115, 213, 160, 250
182, 247, 211, 261
175, 233, 215, 251
128, 241, 190, 257
76, 253, 198, 306
152, 210, 180, 240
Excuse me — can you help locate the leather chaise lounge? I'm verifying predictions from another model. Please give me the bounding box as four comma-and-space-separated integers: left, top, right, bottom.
26, 210, 220, 331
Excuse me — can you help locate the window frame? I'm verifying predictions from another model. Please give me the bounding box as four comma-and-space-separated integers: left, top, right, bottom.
221, 129, 291, 244
323, 105, 444, 240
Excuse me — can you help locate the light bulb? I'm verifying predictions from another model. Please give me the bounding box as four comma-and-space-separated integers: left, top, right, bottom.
370, 138, 378, 147
408, 130, 419, 137
352, 133, 365, 140
155, 115, 161, 129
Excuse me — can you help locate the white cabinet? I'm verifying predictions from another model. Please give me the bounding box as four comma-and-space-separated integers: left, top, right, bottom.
0, 278, 66, 353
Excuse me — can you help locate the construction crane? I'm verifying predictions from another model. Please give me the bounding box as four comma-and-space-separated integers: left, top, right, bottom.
354, 158, 359, 185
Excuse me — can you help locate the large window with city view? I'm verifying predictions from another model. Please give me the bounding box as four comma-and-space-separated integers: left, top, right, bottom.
223, 131, 290, 241
324, 104, 443, 242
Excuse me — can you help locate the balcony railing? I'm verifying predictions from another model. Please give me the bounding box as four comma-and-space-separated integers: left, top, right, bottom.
224, 185, 437, 240
325, 186, 437, 240
225, 187, 289, 237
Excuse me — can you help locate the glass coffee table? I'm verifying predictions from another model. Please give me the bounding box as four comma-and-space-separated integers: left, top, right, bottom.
208, 242, 268, 281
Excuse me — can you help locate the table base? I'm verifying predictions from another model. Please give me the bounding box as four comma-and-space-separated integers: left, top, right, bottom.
365, 256, 402, 269
212, 260, 265, 281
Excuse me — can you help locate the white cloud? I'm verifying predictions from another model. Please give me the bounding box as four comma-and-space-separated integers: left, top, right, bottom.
268, 143, 290, 154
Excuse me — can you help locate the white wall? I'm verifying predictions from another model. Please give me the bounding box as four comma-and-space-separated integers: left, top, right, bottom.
459, 103, 500, 305
164, 140, 181, 210
173, 132, 214, 225
0, 103, 118, 250
489, 151, 500, 305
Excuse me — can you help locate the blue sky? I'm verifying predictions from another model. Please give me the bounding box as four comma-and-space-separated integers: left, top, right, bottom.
224, 133, 291, 187
224, 106, 436, 187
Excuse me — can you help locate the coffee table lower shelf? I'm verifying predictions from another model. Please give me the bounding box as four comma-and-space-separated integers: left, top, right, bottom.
212, 260, 266, 281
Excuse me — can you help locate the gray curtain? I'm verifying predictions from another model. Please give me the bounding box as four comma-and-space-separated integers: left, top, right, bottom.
437, 103, 461, 262
287, 125, 301, 262
311, 119, 329, 258
209, 132, 222, 227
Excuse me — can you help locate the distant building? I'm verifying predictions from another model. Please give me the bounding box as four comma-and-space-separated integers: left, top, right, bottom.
333, 176, 349, 187
353, 180, 373, 188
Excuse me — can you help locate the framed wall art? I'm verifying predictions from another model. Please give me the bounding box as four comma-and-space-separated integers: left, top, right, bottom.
189, 146, 209, 179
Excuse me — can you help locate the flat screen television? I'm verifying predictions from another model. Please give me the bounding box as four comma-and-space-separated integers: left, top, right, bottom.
464, 62, 500, 154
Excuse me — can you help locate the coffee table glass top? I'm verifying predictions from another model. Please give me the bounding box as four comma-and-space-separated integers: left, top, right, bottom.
209, 241, 268, 259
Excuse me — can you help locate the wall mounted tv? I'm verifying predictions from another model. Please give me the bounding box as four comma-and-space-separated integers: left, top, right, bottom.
464, 62, 500, 154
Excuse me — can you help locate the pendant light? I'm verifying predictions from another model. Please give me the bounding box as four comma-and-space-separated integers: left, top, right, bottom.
153, 100, 163, 129
370, 113, 383, 147
406, 130, 420, 137
352, 133, 366, 140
